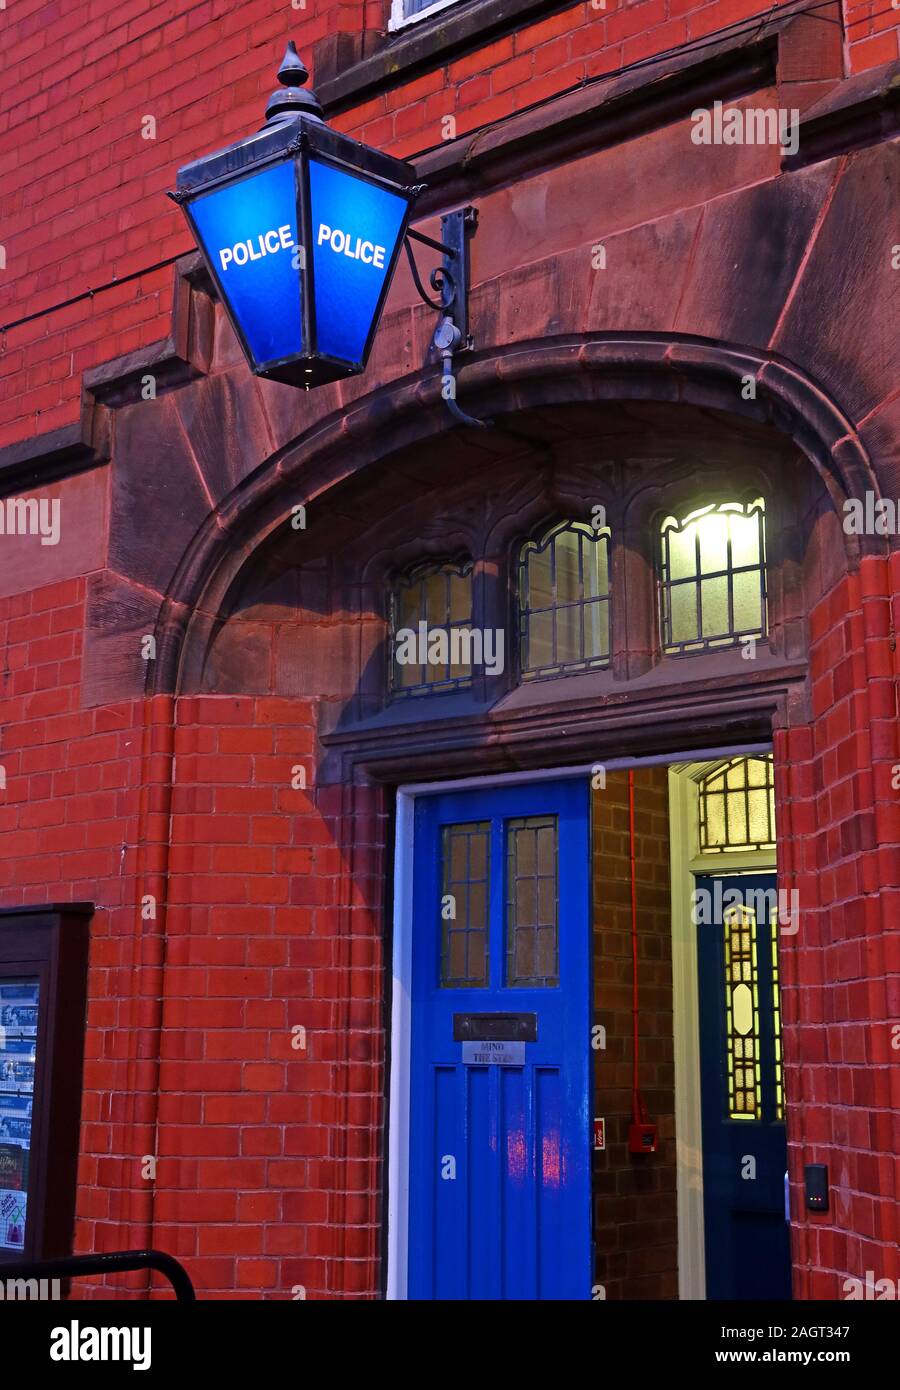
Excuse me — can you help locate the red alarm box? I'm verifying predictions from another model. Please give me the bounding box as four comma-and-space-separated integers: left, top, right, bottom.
628, 1122, 658, 1154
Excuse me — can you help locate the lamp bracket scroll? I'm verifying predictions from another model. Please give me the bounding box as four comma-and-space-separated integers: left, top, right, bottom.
404, 205, 490, 429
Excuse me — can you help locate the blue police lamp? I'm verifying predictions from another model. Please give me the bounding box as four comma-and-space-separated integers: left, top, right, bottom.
169, 42, 421, 389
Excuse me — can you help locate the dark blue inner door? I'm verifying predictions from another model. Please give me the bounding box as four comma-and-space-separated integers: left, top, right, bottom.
408, 778, 592, 1300
696, 871, 791, 1300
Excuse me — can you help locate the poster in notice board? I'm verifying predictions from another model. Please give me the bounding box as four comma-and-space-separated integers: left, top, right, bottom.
0, 978, 39, 1251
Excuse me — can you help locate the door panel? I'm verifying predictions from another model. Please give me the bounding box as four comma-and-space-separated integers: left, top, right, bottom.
696, 871, 791, 1300
408, 779, 591, 1300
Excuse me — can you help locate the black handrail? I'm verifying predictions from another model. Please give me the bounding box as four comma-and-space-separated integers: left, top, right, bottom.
2, 1249, 196, 1301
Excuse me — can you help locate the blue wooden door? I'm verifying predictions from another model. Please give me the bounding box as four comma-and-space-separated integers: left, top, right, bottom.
696, 872, 791, 1300
408, 779, 592, 1300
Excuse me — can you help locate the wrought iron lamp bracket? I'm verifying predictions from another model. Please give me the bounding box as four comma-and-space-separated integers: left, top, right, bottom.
404, 204, 476, 347
403, 205, 489, 429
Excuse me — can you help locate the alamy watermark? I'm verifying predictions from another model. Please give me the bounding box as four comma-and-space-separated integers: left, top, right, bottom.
394, 623, 505, 677
0, 1276, 62, 1299
842, 1272, 898, 1300
843, 493, 900, 535
691, 101, 799, 158
692, 880, 799, 935
0, 496, 61, 546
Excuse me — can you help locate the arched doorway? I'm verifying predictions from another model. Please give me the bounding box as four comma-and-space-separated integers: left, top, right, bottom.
139, 337, 876, 1299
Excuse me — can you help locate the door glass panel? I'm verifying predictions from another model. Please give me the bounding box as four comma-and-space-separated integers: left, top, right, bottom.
505, 815, 559, 987
440, 822, 490, 987
724, 906, 761, 1119
0, 978, 39, 1252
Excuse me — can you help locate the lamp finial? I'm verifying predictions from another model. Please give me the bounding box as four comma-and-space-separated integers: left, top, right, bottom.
265, 40, 323, 124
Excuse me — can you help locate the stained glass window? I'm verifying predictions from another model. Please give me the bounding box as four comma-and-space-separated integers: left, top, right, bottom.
724, 905, 761, 1120
389, 557, 473, 698
660, 499, 766, 653
505, 815, 559, 987
698, 755, 775, 853
440, 822, 490, 987
518, 520, 610, 679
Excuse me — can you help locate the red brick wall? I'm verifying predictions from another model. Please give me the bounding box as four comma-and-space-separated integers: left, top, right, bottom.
0, 584, 387, 1296
845, 0, 900, 71
3, 0, 893, 448
775, 553, 900, 1298
342, 0, 783, 154
592, 768, 678, 1300
152, 695, 386, 1299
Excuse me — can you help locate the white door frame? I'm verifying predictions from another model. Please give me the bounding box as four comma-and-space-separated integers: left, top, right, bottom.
385, 743, 773, 1300
667, 755, 776, 1301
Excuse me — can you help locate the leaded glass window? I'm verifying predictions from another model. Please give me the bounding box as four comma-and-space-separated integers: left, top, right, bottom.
660, 499, 766, 653
698, 755, 775, 853
517, 520, 611, 679
389, 557, 473, 698
440, 822, 489, 987
505, 815, 558, 987
724, 905, 761, 1120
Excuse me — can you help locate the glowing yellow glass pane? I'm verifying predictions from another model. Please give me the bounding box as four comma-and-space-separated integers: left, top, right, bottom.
528, 609, 553, 668
449, 572, 469, 623
399, 583, 418, 628
527, 547, 553, 610
727, 790, 748, 843
670, 584, 696, 643
667, 522, 697, 580
701, 575, 728, 636
748, 788, 770, 842
584, 539, 602, 598
706, 794, 727, 847
586, 601, 609, 658
555, 529, 581, 604
729, 510, 762, 568
557, 603, 580, 666
733, 983, 753, 1035
747, 758, 768, 787
449, 624, 471, 681
424, 570, 445, 623
726, 760, 746, 789
697, 510, 729, 571
733, 569, 762, 632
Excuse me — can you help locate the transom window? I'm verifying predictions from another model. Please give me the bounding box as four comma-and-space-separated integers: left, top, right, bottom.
698, 755, 776, 853
517, 520, 611, 679
389, 557, 473, 698
660, 499, 766, 654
